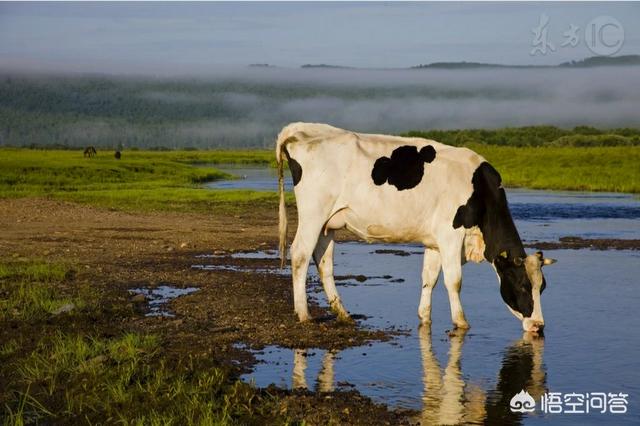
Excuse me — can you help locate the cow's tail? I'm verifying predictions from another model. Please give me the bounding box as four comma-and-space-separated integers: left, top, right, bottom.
276, 125, 297, 269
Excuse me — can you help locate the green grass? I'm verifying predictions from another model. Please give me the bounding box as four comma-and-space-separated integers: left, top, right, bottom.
3, 332, 281, 425
0, 148, 279, 213
471, 144, 640, 193
0, 261, 82, 321
0, 259, 286, 425
0, 145, 637, 217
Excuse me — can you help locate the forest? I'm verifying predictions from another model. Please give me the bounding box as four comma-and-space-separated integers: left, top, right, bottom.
1, 67, 640, 149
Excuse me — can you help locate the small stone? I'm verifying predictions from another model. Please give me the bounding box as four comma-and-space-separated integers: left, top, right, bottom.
51, 303, 75, 315
89, 355, 107, 364
131, 294, 146, 303
180, 242, 188, 248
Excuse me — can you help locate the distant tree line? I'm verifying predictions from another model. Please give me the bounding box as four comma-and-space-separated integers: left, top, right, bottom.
404, 126, 640, 147
1, 72, 639, 149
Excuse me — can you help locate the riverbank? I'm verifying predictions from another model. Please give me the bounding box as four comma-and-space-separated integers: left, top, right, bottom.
0, 198, 407, 424
1, 147, 638, 217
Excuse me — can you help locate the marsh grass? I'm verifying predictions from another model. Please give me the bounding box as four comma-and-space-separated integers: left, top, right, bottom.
471, 144, 640, 193
0, 261, 82, 321
0, 148, 281, 213
3, 332, 280, 425
0, 145, 637, 217
0, 259, 285, 425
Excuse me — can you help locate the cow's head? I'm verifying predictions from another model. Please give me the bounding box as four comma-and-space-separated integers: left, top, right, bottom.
494, 251, 556, 333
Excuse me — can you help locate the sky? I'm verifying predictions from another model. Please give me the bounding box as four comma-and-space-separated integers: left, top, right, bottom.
1, 2, 640, 75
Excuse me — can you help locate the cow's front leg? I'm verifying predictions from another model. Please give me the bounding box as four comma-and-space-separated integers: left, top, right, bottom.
418, 249, 441, 325
313, 231, 350, 322
441, 243, 469, 329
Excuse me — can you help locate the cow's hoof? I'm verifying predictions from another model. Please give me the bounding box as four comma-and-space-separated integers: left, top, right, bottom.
297, 312, 312, 322
418, 316, 432, 326
336, 312, 354, 324
453, 321, 470, 330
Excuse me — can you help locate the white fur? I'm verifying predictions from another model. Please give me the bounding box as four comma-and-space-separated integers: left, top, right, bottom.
276, 123, 493, 327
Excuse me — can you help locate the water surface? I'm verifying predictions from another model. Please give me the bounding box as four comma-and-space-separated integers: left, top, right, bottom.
202, 165, 640, 424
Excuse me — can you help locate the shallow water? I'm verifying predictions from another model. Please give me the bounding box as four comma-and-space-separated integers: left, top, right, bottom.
203, 166, 640, 424
129, 285, 199, 317
234, 245, 640, 424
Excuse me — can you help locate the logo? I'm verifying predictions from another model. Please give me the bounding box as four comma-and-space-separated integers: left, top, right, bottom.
530, 14, 625, 57
585, 16, 624, 56
510, 389, 536, 413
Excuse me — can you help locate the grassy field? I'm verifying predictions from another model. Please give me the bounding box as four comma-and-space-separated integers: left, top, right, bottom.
471, 144, 640, 193
0, 145, 637, 216
0, 148, 279, 213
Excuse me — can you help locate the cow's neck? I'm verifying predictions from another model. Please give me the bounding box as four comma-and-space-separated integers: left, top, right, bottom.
482, 215, 526, 263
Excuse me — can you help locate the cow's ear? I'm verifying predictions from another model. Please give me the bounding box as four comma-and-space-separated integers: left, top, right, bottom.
543, 258, 557, 266
419, 145, 436, 163
371, 156, 391, 185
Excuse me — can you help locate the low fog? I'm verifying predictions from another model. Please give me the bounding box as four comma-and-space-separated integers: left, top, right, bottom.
2, 66, 640, 148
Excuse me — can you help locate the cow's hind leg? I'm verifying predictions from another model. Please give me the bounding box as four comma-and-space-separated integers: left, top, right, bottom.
440, 238, 470, 329
418, 249, 441, 325
313, 231, 350, 322
290, 217, 325, 322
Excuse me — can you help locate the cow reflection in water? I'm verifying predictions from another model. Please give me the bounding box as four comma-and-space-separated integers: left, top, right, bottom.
419, 327, 546, 425
292, 349, 337, 392
291, 330, 546, 425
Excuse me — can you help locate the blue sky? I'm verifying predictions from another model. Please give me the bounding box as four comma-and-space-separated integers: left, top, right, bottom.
1, 2, 639, 74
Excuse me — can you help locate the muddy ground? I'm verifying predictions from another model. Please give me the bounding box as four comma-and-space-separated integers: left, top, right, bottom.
2, 198, 637, 424
0, 198, 410, 424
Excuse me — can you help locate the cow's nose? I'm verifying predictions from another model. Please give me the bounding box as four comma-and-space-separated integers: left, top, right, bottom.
523, 318, 544, 333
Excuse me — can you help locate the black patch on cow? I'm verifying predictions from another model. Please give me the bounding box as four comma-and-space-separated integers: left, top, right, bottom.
283, 147, 302, 186
494, 256, 533, 317
453, 162, 533, 317
371, 145, 436, 191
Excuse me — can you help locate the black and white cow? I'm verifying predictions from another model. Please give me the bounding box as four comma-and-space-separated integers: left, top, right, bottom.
276, 123, 556, 332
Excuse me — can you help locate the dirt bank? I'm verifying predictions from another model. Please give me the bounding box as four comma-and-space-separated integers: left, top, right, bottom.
0, 198, 410, 424
525, 236, 640, 251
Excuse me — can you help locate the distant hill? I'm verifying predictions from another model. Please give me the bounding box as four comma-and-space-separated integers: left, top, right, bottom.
412, 61, 535, 69
412, 55, 640, 70
300, 64, 353, 69
558, 55, 640, 67
246, 55, 640, 70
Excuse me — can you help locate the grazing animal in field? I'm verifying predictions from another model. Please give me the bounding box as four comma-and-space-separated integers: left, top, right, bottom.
114, 151, 121, 160
276, 123, 556, 332
83, 146, 97, 158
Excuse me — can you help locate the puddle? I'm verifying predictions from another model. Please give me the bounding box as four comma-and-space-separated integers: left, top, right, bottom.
201, 246, 640, 424
129, 285, 199, 317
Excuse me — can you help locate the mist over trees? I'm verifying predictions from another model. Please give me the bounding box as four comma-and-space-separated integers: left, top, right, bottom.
1, 66, 640, 149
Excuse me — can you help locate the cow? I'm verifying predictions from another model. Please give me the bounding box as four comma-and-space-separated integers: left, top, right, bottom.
83, 146, 97, 158
276, 123, 556, 333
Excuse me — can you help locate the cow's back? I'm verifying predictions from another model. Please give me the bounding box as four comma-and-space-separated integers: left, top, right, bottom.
278, 123, 486, 244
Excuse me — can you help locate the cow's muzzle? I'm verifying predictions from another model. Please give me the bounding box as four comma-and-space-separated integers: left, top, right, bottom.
523, 318, 544, 333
